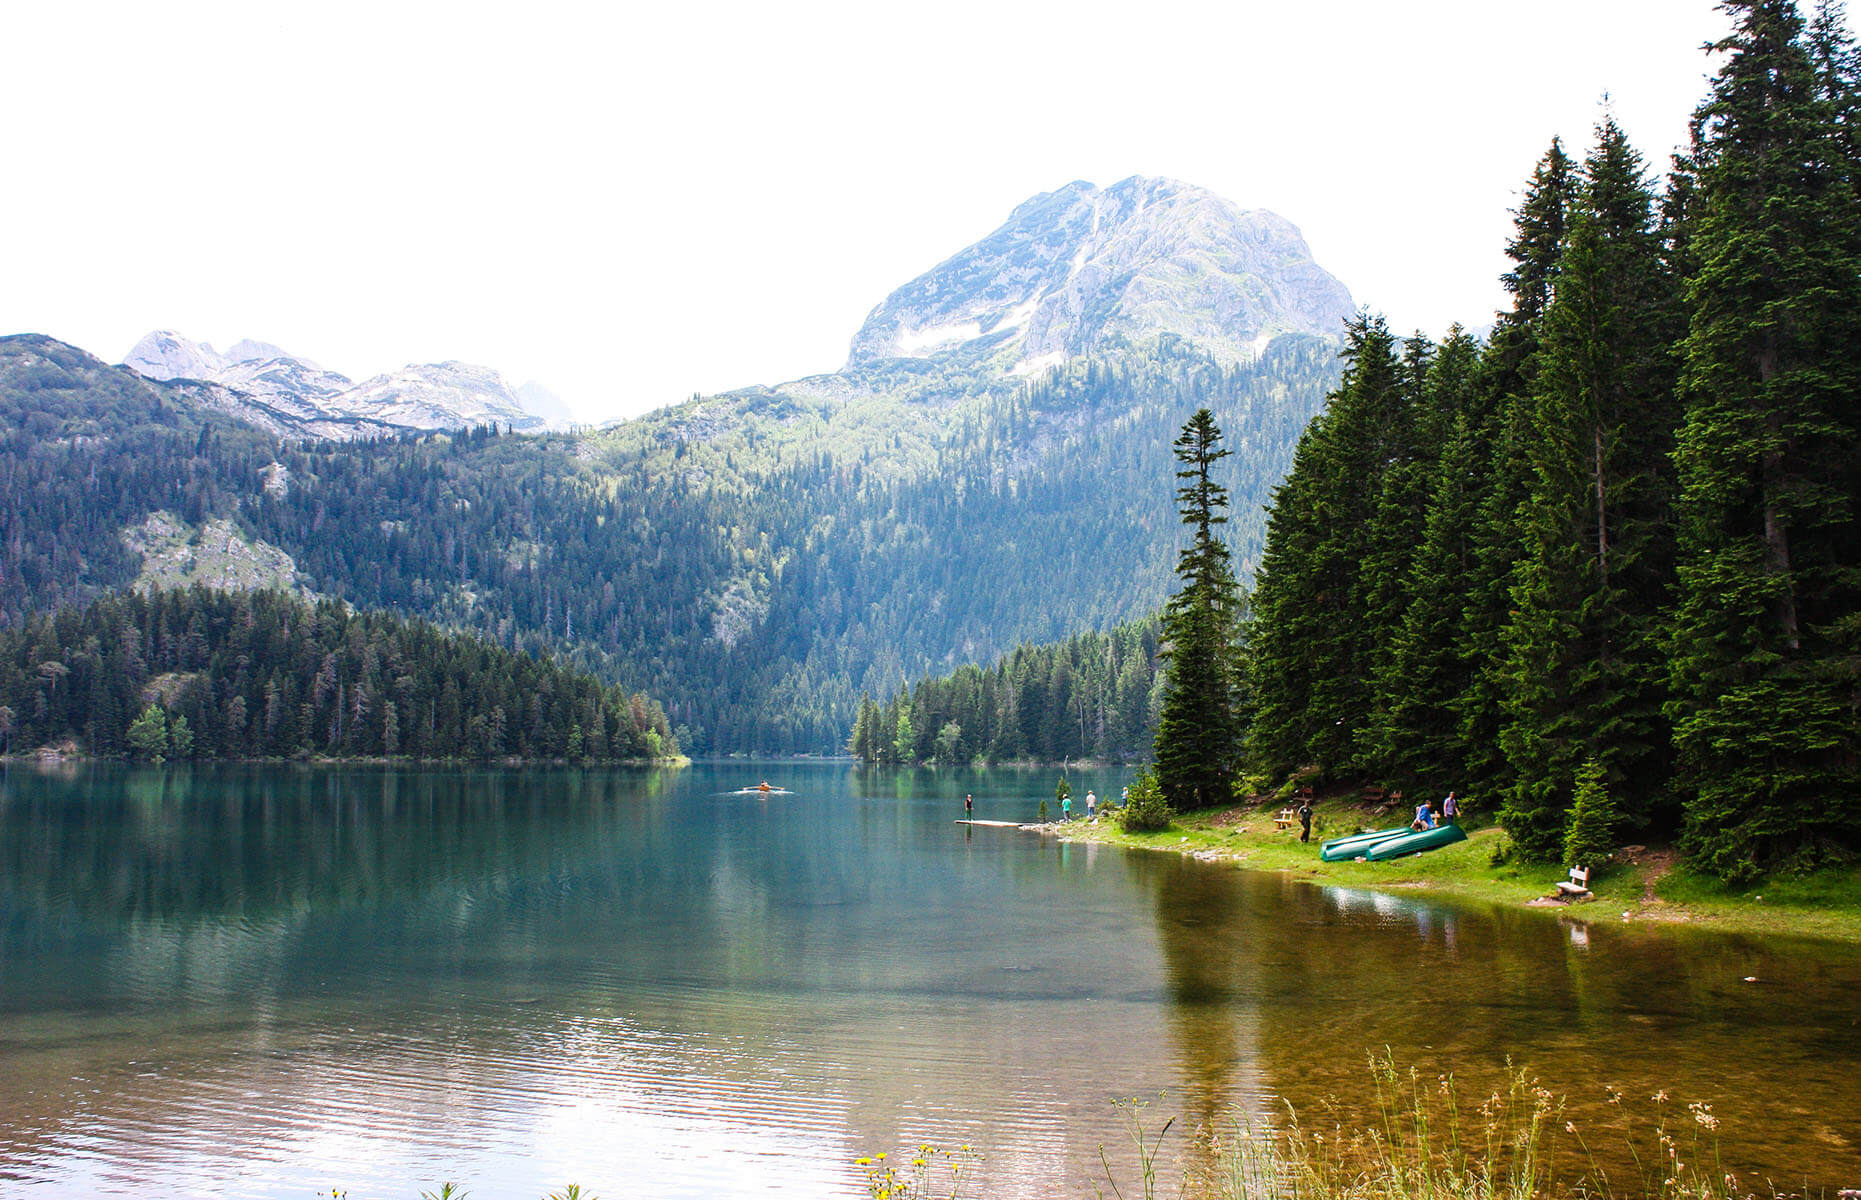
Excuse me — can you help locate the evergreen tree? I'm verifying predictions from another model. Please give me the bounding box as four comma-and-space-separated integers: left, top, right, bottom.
1373, 337, 1482, 793
891, 706, 916, 765
1669, 0, 1861, 880
1497, 118, 1682, 858
1562, 756, 1622, 870
1453, 141, 1578, 807
1154, 409, 1243, 810
1248, 316, 1402, 781
125, 704, 167, 761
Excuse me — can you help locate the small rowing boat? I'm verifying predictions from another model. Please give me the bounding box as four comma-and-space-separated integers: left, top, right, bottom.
1360, 823, 1467, 861
1318, 827, 1411, 862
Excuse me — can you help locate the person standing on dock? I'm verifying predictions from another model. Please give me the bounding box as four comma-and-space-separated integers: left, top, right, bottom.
965, 793, 974, 821
1298, 799, 1313, 843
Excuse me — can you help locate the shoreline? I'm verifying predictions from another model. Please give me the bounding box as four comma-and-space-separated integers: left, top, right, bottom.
2, 750, 690, 768
1048, 799, 1861, 945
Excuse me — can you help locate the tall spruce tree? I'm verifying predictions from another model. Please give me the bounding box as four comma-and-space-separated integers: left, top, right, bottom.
1155, 409, 1243, 810
1247, 316, 1403, 781
1355, 336, 1439, 769
1497, 118, 1683, 858
1669, 0, 1861, 880
1372, 330, 1485, 791
1453, 141, 1577, 807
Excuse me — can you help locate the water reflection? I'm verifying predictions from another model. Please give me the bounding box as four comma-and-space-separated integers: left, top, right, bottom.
1136, 862, 1861, 1189
0, 763, 1856, 1196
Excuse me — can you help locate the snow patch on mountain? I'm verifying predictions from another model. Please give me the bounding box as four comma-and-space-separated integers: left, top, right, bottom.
845, 176, 1354, 372
125, 332, 561, 436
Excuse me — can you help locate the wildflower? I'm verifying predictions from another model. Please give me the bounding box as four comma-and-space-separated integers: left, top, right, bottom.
1653, 1090, 1669, 1103
1690, 1102, 1720, 1131
1566, 1122, 1578, 1134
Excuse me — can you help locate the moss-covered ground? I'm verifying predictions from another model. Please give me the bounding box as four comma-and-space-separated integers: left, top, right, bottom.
1052, 796, 1861, 944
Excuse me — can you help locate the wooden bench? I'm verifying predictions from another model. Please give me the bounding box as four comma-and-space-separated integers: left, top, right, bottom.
1274, 808, 1298, 829
1555, 865, 1592, 900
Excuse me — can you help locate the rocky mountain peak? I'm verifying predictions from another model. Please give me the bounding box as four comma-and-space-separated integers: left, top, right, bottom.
122, 332, 562, 435
125, 330, 226, 382
845, 176, 1353, 374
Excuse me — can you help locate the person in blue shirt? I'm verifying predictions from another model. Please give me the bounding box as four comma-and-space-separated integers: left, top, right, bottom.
1410, 800, 1437, 831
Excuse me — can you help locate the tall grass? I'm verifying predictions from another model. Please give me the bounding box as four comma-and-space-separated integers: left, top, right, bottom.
1091, 1052, 1761, 1200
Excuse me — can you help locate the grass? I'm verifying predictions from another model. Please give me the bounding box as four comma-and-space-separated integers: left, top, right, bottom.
851, 1053, 1763, 1200
1054, 798, 1861, 944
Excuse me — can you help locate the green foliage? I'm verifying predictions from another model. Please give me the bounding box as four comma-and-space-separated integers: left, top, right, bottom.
892, 708, 916, 765
854, 620, 1161, 765
1236, 9, 1861, 881
1154, 409, 1243, 810
1666, 0, 1861, 881
1118, 769, 1172, 832
167, 713, 194, 759
1562, 756, 1620, 869
1497, 117, 1681, 859
418, 1185, 470, 1200
1247, 316, 1409, 781
0, 587, 677, 762
125, 703, 167, 761
0, 332, 1340, 758
1055, 775, 1071, 802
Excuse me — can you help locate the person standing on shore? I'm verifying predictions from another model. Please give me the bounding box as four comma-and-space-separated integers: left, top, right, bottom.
1298, 799, 1313, 843
1085, 791, 1097, 821
1061, 793, 1073, 822
1442, 791, 1459, 823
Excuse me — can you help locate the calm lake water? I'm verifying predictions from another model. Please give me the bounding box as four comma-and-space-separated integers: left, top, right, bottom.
0, 762, 1856, 1198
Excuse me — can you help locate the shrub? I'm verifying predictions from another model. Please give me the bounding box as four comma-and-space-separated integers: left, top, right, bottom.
1119, 769, 1172, 833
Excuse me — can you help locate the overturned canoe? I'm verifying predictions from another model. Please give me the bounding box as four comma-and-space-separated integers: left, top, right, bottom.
1361, 823, 1468, 861
1319, 827, 1412, 862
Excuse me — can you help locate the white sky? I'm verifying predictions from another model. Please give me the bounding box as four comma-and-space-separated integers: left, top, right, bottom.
3, 1, 1773, 422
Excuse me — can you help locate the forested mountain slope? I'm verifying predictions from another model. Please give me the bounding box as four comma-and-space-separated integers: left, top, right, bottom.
0, 177, 1350, 753
0, 587, 675, 761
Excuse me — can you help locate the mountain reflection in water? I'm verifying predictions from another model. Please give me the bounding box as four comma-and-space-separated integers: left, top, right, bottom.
0, 762, 1855, 1197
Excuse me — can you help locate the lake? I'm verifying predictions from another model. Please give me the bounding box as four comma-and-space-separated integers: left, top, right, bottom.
0, 762, 1856, 1197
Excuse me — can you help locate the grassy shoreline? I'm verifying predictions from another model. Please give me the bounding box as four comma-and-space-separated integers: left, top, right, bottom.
1050, 797, 1861, 944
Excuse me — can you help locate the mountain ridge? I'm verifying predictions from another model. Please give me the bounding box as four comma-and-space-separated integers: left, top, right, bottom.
123, 330, 566, 436
0, 175, 1352, 753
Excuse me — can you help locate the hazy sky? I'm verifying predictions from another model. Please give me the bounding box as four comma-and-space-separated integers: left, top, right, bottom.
5, 1, 1770, 421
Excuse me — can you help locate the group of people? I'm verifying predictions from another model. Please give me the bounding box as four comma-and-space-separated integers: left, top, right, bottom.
1411, 790, 1459, 831
1293, 789, 1460, 844
963, 786, 1459, 839
963, 787, 1128, 824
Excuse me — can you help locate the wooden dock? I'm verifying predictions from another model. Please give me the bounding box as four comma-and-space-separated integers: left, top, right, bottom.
955, 819, 1027, 828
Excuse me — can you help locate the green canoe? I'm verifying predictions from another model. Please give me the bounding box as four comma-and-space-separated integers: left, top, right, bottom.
1361, 823, 1468, 861
1319, 827, 1412, 862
